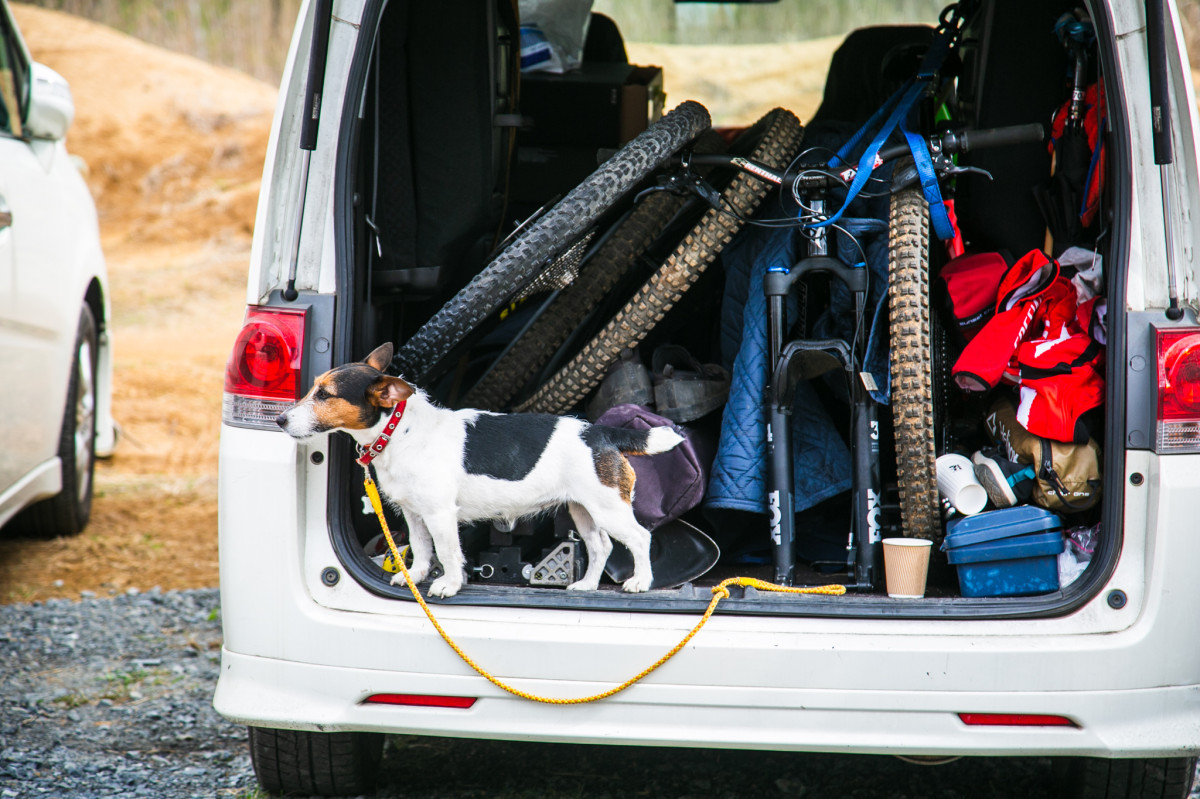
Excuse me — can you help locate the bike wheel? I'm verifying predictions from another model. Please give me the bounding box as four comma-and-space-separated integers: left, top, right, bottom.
462, 190, 690, 409
518, 107, 804, 415
392, 100, 712, 382
888, 187, 940, 541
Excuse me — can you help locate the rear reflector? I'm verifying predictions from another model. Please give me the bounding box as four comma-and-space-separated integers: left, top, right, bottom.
958, 713, 1076, 727
222, 306, 307, 429
362, 693, 477, 709
1157, 328, 1200, 452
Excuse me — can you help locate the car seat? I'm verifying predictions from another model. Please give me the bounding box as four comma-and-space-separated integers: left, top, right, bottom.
367, 0, 519, 305
809, 25, 935, 128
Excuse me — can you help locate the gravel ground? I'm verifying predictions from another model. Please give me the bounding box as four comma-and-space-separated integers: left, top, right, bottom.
2, 589, 1198, 799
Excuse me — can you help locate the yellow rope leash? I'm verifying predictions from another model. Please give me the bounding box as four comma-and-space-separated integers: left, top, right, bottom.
363, 474, 845, 704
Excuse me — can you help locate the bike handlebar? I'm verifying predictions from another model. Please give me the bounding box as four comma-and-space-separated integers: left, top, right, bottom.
874, 122, 1044, 164
680, 122, 1045, 189
940, 123, 1045, 154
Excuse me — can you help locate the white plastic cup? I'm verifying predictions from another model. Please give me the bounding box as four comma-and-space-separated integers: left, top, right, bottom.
883, 538, 933, 598
936, 453, 988, 516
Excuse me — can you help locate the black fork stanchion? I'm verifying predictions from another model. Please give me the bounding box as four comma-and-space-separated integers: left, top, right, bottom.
850, 336, 883, 588
765, 272, 795, 585
764, 256, 876, 590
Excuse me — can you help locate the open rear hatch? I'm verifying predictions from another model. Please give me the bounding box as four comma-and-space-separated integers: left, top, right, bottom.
322, 0, 1129, 619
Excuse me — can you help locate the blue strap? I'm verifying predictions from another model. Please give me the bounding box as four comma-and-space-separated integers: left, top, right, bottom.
901, 118, 956, 240
1080, 111, 1104, 218
828, 82, 909, 170
809, 79, 925, 232
810, 8, 967, 241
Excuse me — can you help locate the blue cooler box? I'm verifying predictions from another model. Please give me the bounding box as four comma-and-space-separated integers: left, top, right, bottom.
943, 507, 1065, 597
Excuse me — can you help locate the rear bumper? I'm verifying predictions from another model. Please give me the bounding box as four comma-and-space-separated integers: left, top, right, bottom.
214, 647, 1200, 757
216, 428, 1200, 757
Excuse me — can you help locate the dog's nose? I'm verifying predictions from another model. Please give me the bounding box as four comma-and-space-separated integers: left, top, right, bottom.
275, 413, 288, 428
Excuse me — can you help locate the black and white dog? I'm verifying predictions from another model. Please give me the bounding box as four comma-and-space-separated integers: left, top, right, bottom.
276, 343, 683, 598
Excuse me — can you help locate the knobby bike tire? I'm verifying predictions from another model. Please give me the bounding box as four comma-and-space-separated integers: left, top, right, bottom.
518, 108, 804, 415
887, 187, 940, 541
463, 190, 689, 409
392, 100, 712, 382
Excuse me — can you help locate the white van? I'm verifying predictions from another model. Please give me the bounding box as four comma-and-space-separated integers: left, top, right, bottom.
215, 1, 1200, 796
0, 0, 114, 538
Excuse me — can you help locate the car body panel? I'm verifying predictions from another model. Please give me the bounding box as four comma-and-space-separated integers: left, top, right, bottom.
0, 0, 111, 528
216, 648, 1200, 758
216, 0, 1200, 761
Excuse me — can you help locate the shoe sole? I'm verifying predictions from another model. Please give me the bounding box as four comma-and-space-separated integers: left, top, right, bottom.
653, 380, 729, 423
972, 453, 1018, 508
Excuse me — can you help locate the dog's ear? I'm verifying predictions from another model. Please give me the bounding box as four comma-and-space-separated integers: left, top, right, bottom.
368, 376, 414, 408
364, 342, 394, 372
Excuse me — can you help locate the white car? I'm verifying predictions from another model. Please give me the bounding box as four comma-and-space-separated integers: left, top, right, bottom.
217, 1, 1200, 796
0, 0, 113, 538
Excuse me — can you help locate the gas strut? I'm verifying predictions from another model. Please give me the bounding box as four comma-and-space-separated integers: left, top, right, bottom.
1145, 0, 1184, 321
283, 0, 334, 302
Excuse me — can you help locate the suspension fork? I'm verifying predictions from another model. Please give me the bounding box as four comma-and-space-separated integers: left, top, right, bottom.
764, 199, 879, 589
850, 317, 882, 589
763, 201, 830, 585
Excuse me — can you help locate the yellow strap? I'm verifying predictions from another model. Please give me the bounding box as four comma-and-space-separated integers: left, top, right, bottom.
363, 475, 845, 704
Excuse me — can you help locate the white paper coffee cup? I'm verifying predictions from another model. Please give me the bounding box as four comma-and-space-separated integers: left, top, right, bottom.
883, 537, 933, 598
936, 453, 988, 516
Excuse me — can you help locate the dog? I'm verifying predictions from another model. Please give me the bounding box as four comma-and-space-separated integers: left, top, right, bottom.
276, 342, 683, 598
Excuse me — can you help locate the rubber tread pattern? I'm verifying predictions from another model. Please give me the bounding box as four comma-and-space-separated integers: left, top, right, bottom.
887, 188, 940, 541
10, 305, 97, 538
249, 726, 384, 797
517, 108, 803, 415
393, 101, 712, 381
1060, 756, 1198, 799
464, 190, 688, 410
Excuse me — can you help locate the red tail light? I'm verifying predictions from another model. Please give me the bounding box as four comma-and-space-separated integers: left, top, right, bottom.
222, 306, 306, 429
959, 713, 1077, 727
1157, 328, 1200, 452
362, 693, 477, 709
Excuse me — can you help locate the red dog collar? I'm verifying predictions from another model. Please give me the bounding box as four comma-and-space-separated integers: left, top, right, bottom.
356, 401, 407, 467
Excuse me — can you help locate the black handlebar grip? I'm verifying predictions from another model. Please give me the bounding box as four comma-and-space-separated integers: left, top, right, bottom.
948, 123, 1045, 154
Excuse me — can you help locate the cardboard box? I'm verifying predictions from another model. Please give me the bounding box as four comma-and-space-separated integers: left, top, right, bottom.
619, 65, 666, 144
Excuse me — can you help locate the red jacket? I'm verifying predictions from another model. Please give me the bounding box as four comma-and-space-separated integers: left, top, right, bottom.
953, 250, 1062, 392
952, 249, 1104, 443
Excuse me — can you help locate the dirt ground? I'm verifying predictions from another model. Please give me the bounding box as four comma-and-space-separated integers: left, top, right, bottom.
0, 5, 274, 602
0, 6, 845, 604
0, 6, 1195, 603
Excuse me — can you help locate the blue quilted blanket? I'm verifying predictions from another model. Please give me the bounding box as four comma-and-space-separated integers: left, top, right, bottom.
703, 207, 891, 516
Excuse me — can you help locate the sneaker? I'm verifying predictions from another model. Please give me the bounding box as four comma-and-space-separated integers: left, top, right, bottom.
586, 348, 653, 420
971, 447, 1036, 508
651, 344, 731, 423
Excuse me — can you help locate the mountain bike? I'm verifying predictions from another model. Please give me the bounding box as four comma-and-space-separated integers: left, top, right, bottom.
675, 122, 1043, 585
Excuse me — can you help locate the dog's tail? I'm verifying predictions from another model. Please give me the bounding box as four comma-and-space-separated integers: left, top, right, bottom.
584, 424, 685, 456
642, 427, 686, 455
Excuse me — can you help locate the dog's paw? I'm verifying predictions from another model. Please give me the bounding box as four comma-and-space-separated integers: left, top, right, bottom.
428, 575, 463, 598
390, 564, 429, 588
622, 572, 653, 593
566, 578, 600, 592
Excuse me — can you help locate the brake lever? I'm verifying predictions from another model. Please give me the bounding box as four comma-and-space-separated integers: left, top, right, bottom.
890, 163, 995, 193
941, 164, 994, 182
